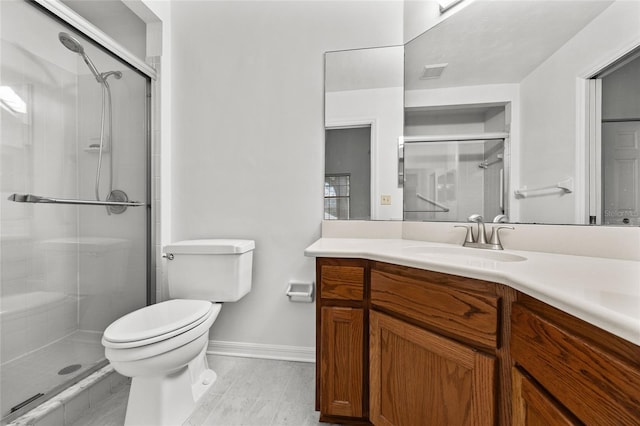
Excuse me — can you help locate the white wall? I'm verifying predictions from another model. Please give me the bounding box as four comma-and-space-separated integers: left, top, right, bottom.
169, 1, 403, 355
518, 1, 640, 224
326, 87, 404, 220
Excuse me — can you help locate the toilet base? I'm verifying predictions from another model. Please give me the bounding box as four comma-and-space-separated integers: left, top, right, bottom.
123, 345, 216, 426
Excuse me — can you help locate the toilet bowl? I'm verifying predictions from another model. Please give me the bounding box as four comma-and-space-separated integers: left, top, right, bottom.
102, 239, 254, 426
102, 299, 221, 425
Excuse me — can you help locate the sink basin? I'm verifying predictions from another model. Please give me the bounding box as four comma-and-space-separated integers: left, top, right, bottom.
404, 246, 527, 263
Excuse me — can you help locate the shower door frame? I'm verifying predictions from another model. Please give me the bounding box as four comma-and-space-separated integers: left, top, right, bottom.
2, 1, 156, 422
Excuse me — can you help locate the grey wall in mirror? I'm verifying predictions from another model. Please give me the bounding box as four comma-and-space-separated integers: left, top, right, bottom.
325, 0, 640, 226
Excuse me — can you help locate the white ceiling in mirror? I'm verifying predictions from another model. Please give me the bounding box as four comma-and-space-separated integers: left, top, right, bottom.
405, 0, 614, 90
325, 47, 404, 92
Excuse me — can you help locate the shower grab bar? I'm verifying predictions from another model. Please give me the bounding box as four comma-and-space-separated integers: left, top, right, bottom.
8, 193, 146, 207
416, 193, 450, 212
513, 178, 574, 198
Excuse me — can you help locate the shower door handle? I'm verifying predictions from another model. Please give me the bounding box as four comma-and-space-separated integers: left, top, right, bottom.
398, 136, 404, 188
8, 193, 146, 207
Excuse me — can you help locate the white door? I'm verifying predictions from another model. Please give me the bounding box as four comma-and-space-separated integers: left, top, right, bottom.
602, 121, 640, 225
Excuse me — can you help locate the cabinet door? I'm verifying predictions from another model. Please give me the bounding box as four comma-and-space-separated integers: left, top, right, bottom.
320, 306, 364, 418
512, 367, 579, 426
511, 301, 640, 424
370, 310, 496, 426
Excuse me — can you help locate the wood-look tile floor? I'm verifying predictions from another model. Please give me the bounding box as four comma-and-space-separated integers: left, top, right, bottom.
70, 355, 339, 426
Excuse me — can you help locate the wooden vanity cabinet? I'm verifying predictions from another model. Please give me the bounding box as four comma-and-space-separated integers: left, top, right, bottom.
316, 258, 369, 424
370, 310, 496, 425
511, 294, 640, 425
317, 257, 640, 425
511, 367, 580, 426
369, 262, 508, 426
316, 258, 515, 425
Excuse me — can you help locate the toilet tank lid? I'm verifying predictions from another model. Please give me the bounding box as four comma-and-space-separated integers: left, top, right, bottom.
164, 239, 255, 254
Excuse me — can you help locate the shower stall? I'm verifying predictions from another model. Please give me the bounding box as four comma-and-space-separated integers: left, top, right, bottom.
402, 103, 510, 222
402, 136, 508, 222
0, 1, 152, 421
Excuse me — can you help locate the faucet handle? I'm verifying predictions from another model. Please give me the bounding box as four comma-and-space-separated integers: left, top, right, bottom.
454, 225, 475, 244
489, 226, 514, 248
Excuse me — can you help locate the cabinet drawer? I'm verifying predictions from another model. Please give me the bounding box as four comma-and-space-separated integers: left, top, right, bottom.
320, 262, 364, 301
370, 268, 499, 348
511, 302, 640, 424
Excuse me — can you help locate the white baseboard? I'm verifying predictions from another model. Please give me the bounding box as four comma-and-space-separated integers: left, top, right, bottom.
207, 340, 315, 363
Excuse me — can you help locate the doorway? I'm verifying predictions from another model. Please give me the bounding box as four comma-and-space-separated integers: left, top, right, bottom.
325, 127, 372, 220
592, 51, 640, 225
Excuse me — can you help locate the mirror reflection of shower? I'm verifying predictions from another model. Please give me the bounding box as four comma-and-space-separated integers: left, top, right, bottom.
58, 32, 127, 214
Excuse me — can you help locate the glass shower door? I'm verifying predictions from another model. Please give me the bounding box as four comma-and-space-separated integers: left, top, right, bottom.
403, 139, 505, 222
0, 1, 149, 419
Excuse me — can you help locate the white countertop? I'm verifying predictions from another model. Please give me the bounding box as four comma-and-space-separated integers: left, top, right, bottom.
305, 238, 640, 346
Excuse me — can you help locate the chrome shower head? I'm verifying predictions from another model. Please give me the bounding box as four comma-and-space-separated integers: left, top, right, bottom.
58, 32, 103, 83
58, 32, 84, 54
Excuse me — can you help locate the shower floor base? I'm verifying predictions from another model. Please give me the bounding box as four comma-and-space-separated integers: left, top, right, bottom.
1, 330, 104, 419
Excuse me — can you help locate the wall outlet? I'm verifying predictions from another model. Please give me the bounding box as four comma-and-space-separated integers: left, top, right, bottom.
380, 195, 391, 205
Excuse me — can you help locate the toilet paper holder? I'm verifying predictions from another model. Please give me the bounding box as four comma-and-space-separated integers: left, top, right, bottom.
286, 281, 314, 303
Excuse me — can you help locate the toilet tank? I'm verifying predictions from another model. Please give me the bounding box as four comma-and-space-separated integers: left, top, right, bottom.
164, 239, 254, 302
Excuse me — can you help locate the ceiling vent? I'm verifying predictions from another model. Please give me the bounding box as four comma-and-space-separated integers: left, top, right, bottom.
420, 63, 448, 80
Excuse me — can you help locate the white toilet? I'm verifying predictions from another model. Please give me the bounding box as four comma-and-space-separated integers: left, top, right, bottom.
102, 239, 255, 426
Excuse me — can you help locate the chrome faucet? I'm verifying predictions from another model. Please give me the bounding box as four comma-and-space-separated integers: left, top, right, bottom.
468, 214, 487, 244
493, 214, 508, 223
455, 214, 514, 250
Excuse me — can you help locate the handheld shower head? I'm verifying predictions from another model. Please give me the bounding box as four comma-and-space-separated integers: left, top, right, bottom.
58, 32, 84, 53
58, 32, 103, 83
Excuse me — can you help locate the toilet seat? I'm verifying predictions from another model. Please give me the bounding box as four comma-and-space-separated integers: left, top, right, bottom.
104, 299, 213, 345
103, 302, 221, 363
102, 300, 222, 361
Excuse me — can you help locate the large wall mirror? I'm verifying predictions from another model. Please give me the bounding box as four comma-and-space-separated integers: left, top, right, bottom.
325, 0, 640, 226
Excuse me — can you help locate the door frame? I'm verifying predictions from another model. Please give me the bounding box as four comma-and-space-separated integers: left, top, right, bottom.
578, 38, 640, 225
